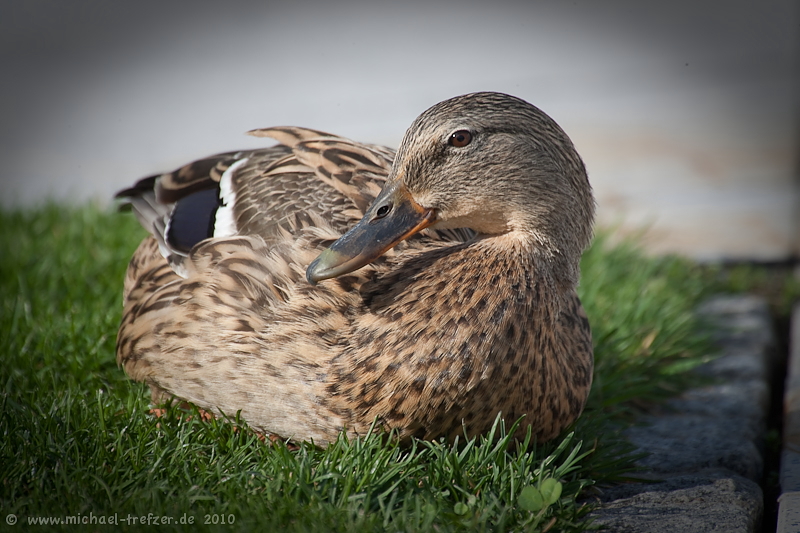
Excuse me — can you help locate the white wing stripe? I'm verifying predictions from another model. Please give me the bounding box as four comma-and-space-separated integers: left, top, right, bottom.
214, 158, 249, 237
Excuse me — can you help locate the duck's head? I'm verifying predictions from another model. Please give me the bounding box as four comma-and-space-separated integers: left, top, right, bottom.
307, 92, 594, 285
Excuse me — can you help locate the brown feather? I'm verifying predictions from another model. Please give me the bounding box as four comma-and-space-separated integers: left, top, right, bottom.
116, 92, 594, 445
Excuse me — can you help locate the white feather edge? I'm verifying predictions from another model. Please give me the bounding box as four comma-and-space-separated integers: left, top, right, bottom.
214, 157, 249, 237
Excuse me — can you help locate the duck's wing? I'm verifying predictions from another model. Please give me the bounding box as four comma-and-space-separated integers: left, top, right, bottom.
116, 127, 394, 278
116, 128, 398, 418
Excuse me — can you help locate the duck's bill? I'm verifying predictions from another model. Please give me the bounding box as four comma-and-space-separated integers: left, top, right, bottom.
306, 184, 435, 284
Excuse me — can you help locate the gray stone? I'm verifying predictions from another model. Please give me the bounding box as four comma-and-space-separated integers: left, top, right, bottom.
620, 296, 773, 483
591, 470, 763, 533
590, 295, 774, 532
694, 347, 770, 382
778, 492, 800, 533
778, 304, 800, 531
625, 414, 764, 482
696, 295, 776, 357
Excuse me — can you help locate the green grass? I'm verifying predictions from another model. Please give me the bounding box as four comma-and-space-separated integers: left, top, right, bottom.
1, 205, 716, 531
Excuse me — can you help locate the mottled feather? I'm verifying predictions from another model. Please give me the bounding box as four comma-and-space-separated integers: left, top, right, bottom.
116, 93, 594, 445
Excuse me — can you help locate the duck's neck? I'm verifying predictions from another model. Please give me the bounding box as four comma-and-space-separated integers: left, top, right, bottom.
363, 231, 577, 331
472, 231, 576, 320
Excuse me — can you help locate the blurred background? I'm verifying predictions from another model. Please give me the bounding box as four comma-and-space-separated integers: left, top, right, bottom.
1, 0, 798, 261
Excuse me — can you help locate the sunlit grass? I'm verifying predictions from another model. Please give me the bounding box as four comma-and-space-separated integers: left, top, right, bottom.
1, 205, 717, 531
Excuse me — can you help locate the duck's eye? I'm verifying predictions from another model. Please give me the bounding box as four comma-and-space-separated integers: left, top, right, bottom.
374, 203, 392, 219
448, 130, 472, 148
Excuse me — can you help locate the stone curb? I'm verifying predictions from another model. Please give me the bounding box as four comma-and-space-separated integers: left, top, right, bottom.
590, 295, 774, 532
777, 302, 800, 532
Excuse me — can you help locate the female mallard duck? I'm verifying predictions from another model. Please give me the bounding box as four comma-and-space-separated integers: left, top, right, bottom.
116, 92, 595, 446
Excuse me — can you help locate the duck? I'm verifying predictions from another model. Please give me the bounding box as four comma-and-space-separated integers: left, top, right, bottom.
116, 92, 595, 446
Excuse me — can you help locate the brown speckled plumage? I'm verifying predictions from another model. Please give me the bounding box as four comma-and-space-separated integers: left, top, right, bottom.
116, 92, 595, 445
